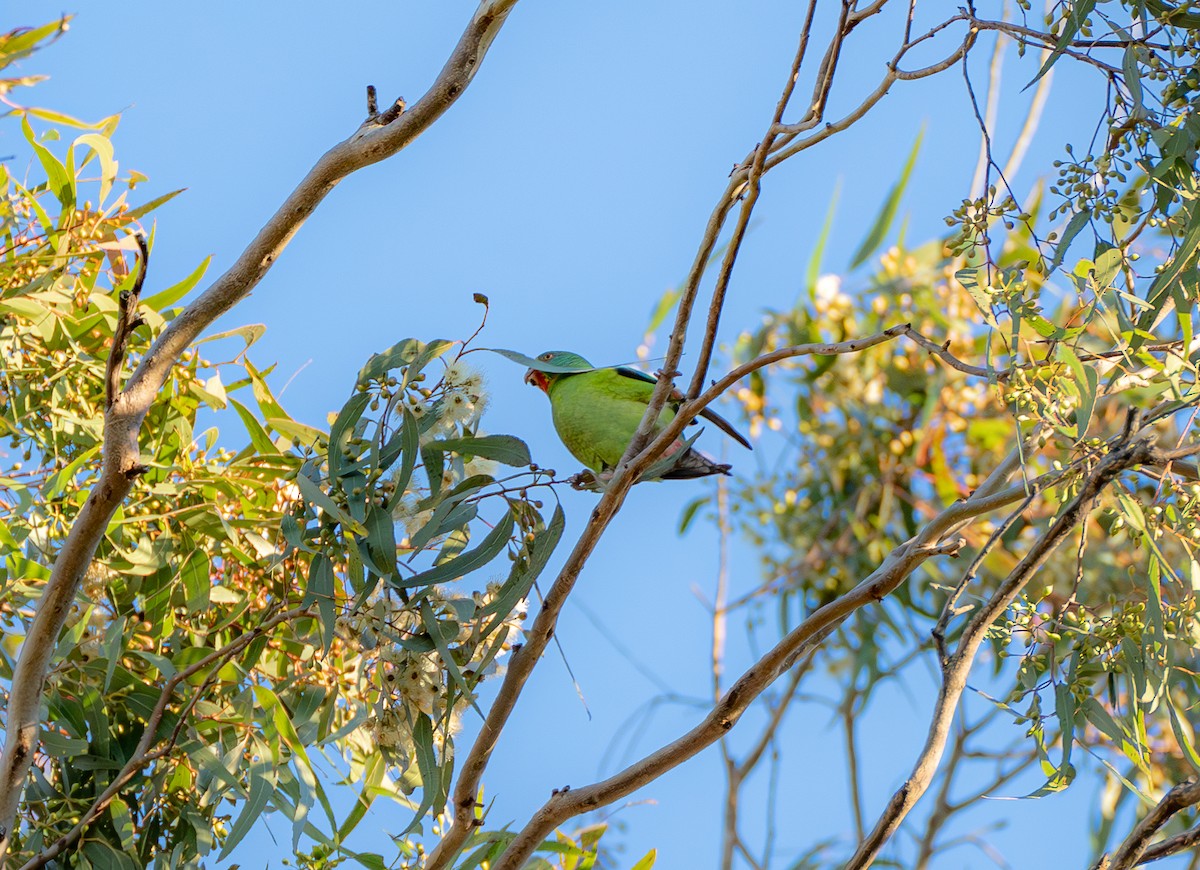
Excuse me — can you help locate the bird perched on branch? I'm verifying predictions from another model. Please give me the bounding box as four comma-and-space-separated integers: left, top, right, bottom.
523, 350, 751, 481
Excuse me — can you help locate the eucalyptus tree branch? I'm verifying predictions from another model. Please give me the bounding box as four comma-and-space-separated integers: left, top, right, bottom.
0, 0, 520, 857
914, 712, 1036, 868
1099, 779, 1200, 870
442, 9, 1005, 864
768, 14, 976, 160
488, 449, 1065, 868
843, 690, 867, 841
847, 420, 1161, 869
967, 14, 1145, 74
684, 0, 825, 400
430, 338, 916, 867
626, 5, 966, 468
1137, 819, 1200, 864
20, 606, 311, 870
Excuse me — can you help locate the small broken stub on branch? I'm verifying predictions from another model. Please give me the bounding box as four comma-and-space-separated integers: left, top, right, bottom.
365, 85, 406, 126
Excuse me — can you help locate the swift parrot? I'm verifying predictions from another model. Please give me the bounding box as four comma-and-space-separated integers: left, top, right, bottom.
524, 350, 751, 480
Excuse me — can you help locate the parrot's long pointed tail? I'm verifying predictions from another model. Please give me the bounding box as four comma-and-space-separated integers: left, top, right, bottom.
659, 446, 732, 479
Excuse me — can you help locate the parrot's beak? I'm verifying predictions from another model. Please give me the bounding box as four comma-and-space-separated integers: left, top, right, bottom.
524, 368, 549, 391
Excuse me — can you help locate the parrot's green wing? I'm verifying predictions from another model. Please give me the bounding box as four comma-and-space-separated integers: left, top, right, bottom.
613, 366, 751, 450
546, 370, 674, 472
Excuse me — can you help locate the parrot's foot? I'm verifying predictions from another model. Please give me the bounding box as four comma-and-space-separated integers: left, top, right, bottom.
567, 469, 611, 492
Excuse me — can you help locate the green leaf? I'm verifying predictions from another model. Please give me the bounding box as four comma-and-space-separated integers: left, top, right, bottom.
22, 115, 74, 210
41, 444, 99, 499
337, 753, 386, 842
419, 598, 482, 719
328, 392, 370, 481
72, 132, 117, 204
362, 504, 398, 580
480, 348, 597, 373
254, 686, 336, 840
1134, 215, 1200, 348
387, 408, 420, 509
393, 508, 514, 589
402, 713, 442, 835
266, 416, 324, 449
631, 850, 657, 870
423, 445, 445, 500
407, 491, 481, 555
483, 504, 564, 634
1092, 246, 1123, 289
219, 760, 274, 858
1048, 211, 1092, 275
678, 495, 707, 534
1123, 45, 1146, 120
426, 434, 531, 467
1054, 671, 1076, 770
123, 188, 186, 222
849, 125, 923, 269
109, 796, 136, 852
1058, 346, 1099, 441
81, 840, 138, 869
304, 554, 337, 650
195, 323, 267, 348
1027, 0, 1097, 86
142, 256, 211, 311
231, 398, 281, 456
357, 338, 423, 384
0, 19, 69, 69
806, 181, 839, 297
296, 472, 363, 534
1167, 686, 1200, 775
178, 550, 211, 611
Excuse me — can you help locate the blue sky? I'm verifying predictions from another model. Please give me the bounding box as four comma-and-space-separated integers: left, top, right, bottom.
10, 2, 1162, 867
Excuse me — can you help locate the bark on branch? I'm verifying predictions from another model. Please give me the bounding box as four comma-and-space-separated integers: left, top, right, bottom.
486, 434, 1052, 868
1098, 779, 1200, 869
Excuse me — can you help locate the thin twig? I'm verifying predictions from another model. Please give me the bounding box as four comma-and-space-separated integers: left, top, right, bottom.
104, 234, 149, 411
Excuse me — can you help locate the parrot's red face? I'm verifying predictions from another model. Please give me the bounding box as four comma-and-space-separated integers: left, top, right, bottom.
524, 369, 550, 392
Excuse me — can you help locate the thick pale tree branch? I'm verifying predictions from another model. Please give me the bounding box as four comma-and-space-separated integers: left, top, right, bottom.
847, 420, 1161, 869
0, 0, 519, 857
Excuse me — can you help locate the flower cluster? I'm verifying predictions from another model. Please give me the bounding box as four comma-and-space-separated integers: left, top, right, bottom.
339, 583, 527, 762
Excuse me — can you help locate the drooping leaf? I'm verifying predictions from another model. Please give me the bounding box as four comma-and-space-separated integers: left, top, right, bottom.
849, 126, 923, 269
426, 434, 531, 467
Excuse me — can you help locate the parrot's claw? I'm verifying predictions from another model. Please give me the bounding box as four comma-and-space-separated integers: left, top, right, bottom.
568, 469, 611, 492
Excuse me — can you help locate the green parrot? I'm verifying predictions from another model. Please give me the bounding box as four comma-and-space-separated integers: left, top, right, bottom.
524, 350, 751, 479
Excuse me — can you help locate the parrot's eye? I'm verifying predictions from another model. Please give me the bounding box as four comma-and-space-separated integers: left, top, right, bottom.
539, 353, 552, 361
